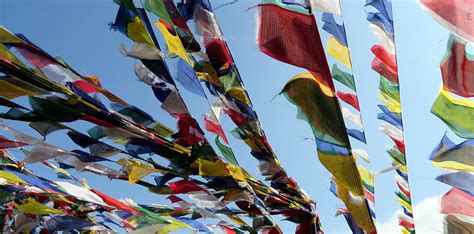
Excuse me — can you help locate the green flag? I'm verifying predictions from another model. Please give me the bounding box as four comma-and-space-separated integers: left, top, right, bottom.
379, 75, 400, 102
215, 136, 239, 165
331, 64, 356, 91
144, 0, 173, 24
431, 90, 474, 138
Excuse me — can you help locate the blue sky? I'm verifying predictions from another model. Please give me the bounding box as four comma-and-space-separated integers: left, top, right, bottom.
0, 0, 457, 233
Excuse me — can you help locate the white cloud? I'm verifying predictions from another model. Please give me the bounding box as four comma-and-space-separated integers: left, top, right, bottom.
377, 196, 444, 233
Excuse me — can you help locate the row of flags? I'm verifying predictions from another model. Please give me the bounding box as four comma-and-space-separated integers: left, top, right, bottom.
0, 0, 333, 232
421, 0, 474, 232
257, 0, 376, 232
364, 0, 415, 233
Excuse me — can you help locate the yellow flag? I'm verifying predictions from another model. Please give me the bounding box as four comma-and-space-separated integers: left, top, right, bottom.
128, 16, 154, 45
0, 44, 29, 69
332, 177, 375, 232
227, 87, 250, 105
0, 27, 23, 43
397, 198, 413, 211
226, 164, 247, 182
0, 79, 37, 99
0, 170, 27, 184
358, 166, 374, 186
118, 158, 161, 184
379, 92, 401, 113
156, 21, 190, 64
15, 198, 62, 215
197, 159, 229, 177
326, 36, 352, 69
432, 161, 474, 172
318, 151, 364, 196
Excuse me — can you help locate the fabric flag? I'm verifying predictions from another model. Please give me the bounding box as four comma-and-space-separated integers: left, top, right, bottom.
378, 104, 402, 125
55, 181, 109, 207
0, 78, 38, 99
0, 170, 27, 184
330, 177, 376, 232
441, 188, 474, 217
318, 149, 365, 197
436, 172, 474, 195
441, 35, 474, 97
420, 0, 474, 42
0, 136, 28, 148
322, 13, 347, 46
310, 0, 342, 16
258, 3, 335, 90
366, 0, 393, 22
282, 73, 349, 146
379, 123, 403, 142
369, 23, 395, 55
431, 90, 474, 139
161, 91, 189, 115
372, 56, 398, 84
327, 36, 352, 69
119, 43, 163, 60
169, 180, 207, 194
336, 91, 360, 111
352, 149, 371, 163
347, 128, 367, 144
14, 198, 62, 215
371, 45, 396, 70
43, 215, 97, 231
388, 146, 406, 165
156, 20, 189, 63
91, 189, 140, 214
196, 159, 229, 177
215, 136, 238, 165
379, 92, 401, 114
366, 12, 393, 34
110, 4, 154, 45
331, 64, 356, 91
341, 107, 363, 128
391, 136, 405, 154
377, 112, 401, 129
204, 115, 228, 144
444, 214, 474, 234
336, 209, 366, 234
118, 158, 160, 184
173, 58, 206, 98
430, 134, 474, 172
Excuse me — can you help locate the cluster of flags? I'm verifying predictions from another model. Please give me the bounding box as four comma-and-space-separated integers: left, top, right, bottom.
1, 0, 472, 232
421, 0, 474, 232
0, 0, 347, 232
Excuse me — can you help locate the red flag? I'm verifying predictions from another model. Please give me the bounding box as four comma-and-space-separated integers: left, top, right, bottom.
371, 45, 397, 69
169, 180, 207, 194
204, 37, 233, 70
397, 181, 411, 198
72, 80, 99, 94
390, 136, 405, 154
441, 188, 474, 217
173, 114, 205, 146
257, 4, 334, 91
399, 219, 415, 229
166, 195, 184, 203
420, 0, 474, 42
336, 91, 360, 111
441, 36, 474, 97
0, 136, 29, 149
371, 56, 398, 83
204, 115, 229, 144
91, 189, 141, 214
